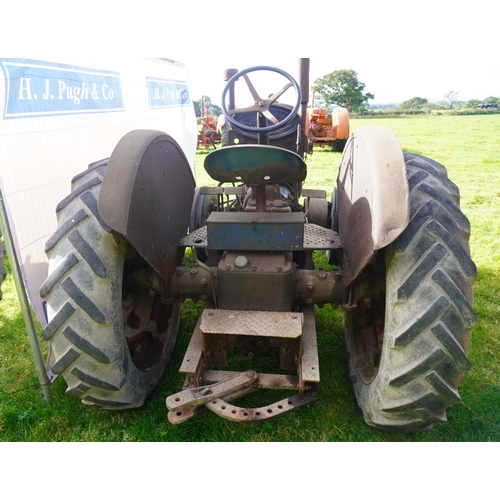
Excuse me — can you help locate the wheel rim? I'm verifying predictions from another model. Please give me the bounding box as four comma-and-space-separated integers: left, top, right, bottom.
348, 251, 386, 384
122, 243, 176, 371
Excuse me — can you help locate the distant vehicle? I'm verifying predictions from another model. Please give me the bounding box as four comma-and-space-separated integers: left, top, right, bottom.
477, 103, 499, 109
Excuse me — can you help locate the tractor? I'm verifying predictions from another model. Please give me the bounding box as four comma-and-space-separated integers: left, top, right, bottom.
198, 97, 221, 148
41, 61, 476, 432
305, 92, 349, 152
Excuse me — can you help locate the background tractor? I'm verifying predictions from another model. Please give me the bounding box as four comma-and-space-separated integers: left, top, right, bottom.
39, 59, 476, 432
198, 97, 221, 148
305, 93, 349, 152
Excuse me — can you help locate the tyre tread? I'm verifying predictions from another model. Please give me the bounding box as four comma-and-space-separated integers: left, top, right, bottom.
67, 230, 107, 278
61, 325, 111, 363
346, 153, 476, 432
389, 348, 446, 387
56, 175, 102, 212
40, 253, 79, 298
51, 347, 81, 374
42, 302, 76, 340
44, 209, 88, 252
43, 161, 182, 410
70, 365, 125, 391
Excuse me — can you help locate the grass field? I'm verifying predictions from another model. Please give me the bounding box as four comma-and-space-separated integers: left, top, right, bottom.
0, 114, 499, 442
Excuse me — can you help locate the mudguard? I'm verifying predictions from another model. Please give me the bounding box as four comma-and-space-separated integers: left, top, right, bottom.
98, 129, 195, 282
337, 126, 409, 285
331, 107, 349, 140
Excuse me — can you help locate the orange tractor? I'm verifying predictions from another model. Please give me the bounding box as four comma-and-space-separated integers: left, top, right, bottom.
198, 97, 221, 148
305, 94, 349, 152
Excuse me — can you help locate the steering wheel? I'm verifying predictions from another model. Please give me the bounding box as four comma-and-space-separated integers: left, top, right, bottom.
221, 66, 301, 134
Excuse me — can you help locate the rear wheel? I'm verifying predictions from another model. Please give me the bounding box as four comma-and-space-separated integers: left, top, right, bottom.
345, 153, 477, 432
333, 139, 347, 153
41, 163, 180, 409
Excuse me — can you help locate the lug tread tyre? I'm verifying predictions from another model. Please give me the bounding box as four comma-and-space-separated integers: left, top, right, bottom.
345, 153, 476, 432
42, 164, 180, 409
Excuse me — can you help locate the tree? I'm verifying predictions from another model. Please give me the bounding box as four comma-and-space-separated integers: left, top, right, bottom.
465, 99, 482, 109
312, 69, 374, 112
443, 90, 459, 109
422, 102, 436, 114
483, 96, 500, 104
399, 96, 428, 110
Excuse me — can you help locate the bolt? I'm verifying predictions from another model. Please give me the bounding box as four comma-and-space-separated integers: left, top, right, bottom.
208, 311, 214, 316
226, 265, 232, 271
200, 295, 208, 301
234, 255, 249, 269
306, 299, 313, 306
200, 280, 208, 288
277, 266, 283, 273
307, 283, 314, 292
190, 268, 198, 274
251, 265, 257, 272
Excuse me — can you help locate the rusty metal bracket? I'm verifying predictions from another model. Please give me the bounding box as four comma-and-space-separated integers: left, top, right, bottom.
205, 390, 317, 422
167, 370, 317, 424
167, 370, 259, 424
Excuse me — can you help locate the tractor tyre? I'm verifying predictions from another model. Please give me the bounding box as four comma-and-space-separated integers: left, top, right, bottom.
333, 139, 347, 153
344, 153, 477, 432
0, 229, 6, 301
41, 163, 181, 409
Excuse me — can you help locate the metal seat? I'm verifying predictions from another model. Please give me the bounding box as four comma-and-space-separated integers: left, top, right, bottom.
204, 144, 307, 184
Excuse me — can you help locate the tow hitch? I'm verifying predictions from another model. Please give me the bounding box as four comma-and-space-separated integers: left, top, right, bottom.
166, 307, 319, 424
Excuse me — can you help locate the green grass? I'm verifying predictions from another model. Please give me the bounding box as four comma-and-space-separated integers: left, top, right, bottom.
1, 114, 499, 442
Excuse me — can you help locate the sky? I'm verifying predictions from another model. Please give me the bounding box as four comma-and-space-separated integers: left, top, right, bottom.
180, 51, 499, 107
3, 0, 498, 108
162, 1, 498, 106
172, 26, 497, 106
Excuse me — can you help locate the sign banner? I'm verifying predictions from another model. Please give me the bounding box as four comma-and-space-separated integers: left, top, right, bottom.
1, 59, 124, 118
146, 77, 191, 109
0, 58, 197, 325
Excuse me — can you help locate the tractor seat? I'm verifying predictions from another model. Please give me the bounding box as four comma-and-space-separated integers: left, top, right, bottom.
204, 145, 307, 184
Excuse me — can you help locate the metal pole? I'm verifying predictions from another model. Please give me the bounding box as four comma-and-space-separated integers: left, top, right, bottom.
298, 58, 310, 132
0, 187, 52, 403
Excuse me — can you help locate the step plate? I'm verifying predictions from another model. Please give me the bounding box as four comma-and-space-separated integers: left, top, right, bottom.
200, 309, 303, 338
179, 223, 341, 250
